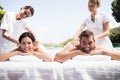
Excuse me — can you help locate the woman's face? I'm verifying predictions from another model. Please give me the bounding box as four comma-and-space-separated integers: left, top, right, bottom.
88, 3, 98, 13
20, 37, 33, 53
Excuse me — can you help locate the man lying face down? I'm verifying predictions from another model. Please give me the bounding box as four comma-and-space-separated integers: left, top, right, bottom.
75, 29, 96, 53
54, 29, 120, 63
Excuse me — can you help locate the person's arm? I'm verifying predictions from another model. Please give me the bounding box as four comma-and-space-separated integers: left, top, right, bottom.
101, 50, 120, 60
0, 46, 34, 61
25, 27, 39, 42
33, 51, 53, 62
0, 51, 18, 61
2, 29, 19, 45
73, 23, 86, 40
54, 48, 89, 63
90, 48, 120, 60
54, 42, 90, 63
71, 24, 86, 46
1, 13, 19, 45
95, 22, 110, 40
54, 50, 79, 63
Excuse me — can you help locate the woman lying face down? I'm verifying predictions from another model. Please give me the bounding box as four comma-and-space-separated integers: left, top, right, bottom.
0, 32, 53, 62
18, 32, 37, 53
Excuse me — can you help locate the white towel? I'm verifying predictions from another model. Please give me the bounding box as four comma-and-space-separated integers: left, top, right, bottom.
9, 55, 43, 62
72, 55, 111, 61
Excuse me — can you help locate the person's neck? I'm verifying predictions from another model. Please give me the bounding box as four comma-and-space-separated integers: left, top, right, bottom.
76, 46, 90, 53
91, 11, 97, 22
91, 10, 97, 17
15, 13, 21, 20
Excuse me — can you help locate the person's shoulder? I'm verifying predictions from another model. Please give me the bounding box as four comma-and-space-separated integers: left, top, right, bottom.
4, 12, 16, 17
85, 14, 91, 19
95, 46, 104, 50
5, 12, 15, 15
84, 14, 91, 21
99, 11, 109, 17
98, 11, 111, 20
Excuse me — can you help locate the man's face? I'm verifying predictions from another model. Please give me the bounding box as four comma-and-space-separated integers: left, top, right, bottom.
80, 36, 95, 53
19, 9, 32, 19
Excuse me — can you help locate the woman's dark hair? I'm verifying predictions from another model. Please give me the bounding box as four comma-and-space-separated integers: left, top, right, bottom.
19, 32, 35, 43
23, 6, 34, 16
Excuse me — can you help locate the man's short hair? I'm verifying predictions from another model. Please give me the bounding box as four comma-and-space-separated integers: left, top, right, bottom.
79, 29, 94, 39
22, 6, 34, 16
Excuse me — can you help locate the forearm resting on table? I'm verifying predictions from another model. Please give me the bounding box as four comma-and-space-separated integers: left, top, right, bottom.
0, 51, 17, 61
54, 50, 86, 63
102, 50, 120, 60
33, 52, 53, 62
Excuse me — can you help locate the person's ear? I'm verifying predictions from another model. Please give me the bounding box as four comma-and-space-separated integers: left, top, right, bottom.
20, 7, 24, 10
97, 5, 100, 7
20, 8, 22, 10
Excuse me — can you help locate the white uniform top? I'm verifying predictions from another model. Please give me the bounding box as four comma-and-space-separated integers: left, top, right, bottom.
84, 12, 113, 51
0, 12, 26, 53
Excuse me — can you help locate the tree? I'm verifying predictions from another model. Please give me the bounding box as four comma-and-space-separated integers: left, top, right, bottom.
109, 26, 120, 47
0, 6, 6, 25
110, 0, 120, 47
111, 0, 120, 22
60, 38, 72, 46
109, 27, 120, 43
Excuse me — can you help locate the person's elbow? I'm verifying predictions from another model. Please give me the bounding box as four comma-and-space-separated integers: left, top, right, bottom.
54, 53, 64, 63
105, 30, 110, 36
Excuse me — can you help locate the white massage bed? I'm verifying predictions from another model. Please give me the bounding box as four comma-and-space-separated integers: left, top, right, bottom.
0, 55, 120, 80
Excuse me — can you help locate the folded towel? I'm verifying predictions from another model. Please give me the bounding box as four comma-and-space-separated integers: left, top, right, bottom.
9, 55, 43, 62
72, 55, 111, 61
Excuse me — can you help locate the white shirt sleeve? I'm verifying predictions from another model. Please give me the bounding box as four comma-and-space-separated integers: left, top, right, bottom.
102, 12, 110, 24
0, 13, 9, 30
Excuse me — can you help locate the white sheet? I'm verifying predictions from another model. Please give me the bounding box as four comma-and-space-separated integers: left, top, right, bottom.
9, 55, 43, 62
62, 60, 120, 80
72, 55, 111, 61
0, 60, 120, 80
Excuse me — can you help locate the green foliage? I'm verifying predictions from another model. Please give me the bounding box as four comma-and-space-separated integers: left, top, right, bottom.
60, 38, 72, 46
0, 6, 6, 25
109, 26, 120, 47
111, 0, 120, 47
42, 42, 62, 47
42, 38, 72, 47
111, 0, 120, 22
112, 43, 120, 47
